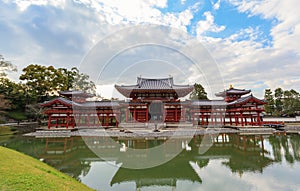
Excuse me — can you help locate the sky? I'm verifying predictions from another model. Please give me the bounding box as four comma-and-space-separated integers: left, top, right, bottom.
0, 0, 299, 99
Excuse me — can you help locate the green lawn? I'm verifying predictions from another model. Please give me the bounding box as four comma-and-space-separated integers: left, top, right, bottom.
0, 146, 95, 191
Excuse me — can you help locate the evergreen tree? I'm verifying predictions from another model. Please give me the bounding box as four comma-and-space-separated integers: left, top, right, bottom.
274, 88, 284, 115
189, 83, 208, 100
283, 89, 300, 116
264, 89, 274, 115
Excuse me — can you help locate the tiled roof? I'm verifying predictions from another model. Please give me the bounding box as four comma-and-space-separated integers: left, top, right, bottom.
115, 77, 194, 97
137, 77, 174, 89
215, 88, 251, 97
41, 97, 120, 108
227, 95, 266, 106
59, 90, 93, 98
191, 95, 266, 107
41, 97, 80, 107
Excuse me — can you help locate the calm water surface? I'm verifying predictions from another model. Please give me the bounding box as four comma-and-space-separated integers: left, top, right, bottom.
1, 133, 300, 191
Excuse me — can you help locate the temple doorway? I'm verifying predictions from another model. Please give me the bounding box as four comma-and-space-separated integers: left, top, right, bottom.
148, 101, 163, 122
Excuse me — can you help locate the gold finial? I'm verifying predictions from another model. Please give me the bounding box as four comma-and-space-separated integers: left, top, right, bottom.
229, 84, 233, 89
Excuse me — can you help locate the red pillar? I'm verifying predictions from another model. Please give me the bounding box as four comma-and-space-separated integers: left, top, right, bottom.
257, 112, 261, 126
126, 108, 129, 122
206, 114, 209, 125
66, 114, 69, 129
48, 115, 51, 129
115, 114, 119, 127
133, 107, 136, 122
240, 112, 244, 126
235, 112, 239, 125
146, 107, 149, 122
162, 106, 166, 122
106, 115, 109, 126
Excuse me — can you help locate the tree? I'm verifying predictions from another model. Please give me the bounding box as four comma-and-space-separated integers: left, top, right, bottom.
0, 54, 17, 77
20, 65, 96, 100
270, 88, 300, 117
290, 89, 300, 115
20, 64, 64, 99
0, 94, 11, 113
283, 89, 300, 116
72, 68, 96, 94
290, 89, 299, 98
59, 67, 96, 94
189, 83, 208, 100
274, 88, 283, 115
0, 78, 28, 111
264, 89, 274, 115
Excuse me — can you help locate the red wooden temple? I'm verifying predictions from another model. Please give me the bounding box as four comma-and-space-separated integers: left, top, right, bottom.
41, 90, 120, 129
41, 77, 267, 129
115, 77, 194, 123
190, 85, 266, 126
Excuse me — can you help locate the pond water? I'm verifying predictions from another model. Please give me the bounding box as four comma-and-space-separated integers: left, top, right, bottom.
1, 133, 300, 191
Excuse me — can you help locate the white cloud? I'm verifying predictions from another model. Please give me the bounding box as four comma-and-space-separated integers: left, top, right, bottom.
4, 0, 201, 35
1, 0, 202, 82
227, 0, 300, 52
1, 0, 300, 98
196, 11, 226, 36
3, 0, 66, 11
212, 0, 221, 10
191, 0, 300, 96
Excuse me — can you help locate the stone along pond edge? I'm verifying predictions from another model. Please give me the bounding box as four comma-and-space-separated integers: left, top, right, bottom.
24, 125, 300, 138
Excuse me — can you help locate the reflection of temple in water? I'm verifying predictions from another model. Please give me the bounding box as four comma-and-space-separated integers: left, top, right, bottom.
41, 137, 97, 178
3, 133, 300, 190
37, 134, 280, 189
201, 134, 272, 174
110, 157, 205, 189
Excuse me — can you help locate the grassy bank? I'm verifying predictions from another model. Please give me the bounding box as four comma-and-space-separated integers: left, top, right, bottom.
0, 146, 94, 191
